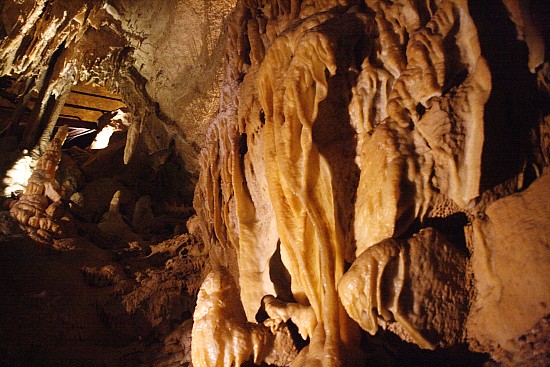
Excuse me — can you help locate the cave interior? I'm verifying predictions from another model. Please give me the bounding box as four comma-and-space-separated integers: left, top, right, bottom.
0, 0, 548, 367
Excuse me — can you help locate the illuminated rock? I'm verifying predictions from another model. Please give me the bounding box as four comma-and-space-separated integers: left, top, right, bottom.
339, 228, 469, 350
262, 295, 317, 341
468, 172, 550, 366
191, 267, 275, 367
9, 126, 76, 243
192, 0, 494, 364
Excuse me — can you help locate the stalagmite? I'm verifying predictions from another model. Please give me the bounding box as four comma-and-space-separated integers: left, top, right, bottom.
191, 267, 275, 367
9, 125, 75, 243
97, 190, 142, 245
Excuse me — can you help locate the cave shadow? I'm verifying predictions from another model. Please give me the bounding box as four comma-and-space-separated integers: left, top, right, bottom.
469, 0, 543, 191
360, 330, 490, 367
312, 12, 368, 265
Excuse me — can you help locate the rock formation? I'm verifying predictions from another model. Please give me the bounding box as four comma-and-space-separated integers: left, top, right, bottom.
9, 125, 76, 243
192, 267, 275, 367
0, 0, 548, 366
339, 228, 469, 350
468, 171, 550, 366
191, 0, 549, 366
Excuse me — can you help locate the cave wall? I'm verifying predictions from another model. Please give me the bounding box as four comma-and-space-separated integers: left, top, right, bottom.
104, 0, 236, 176
0, 0, 235, 178
190, 0, 549, 366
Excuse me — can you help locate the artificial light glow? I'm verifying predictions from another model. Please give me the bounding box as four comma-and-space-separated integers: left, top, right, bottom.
90, 108, 129, 150
2, 153, 34, 197
90, 125, 115, 149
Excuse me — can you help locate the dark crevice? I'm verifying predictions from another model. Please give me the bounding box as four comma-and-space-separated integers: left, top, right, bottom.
470, 0, 541, 190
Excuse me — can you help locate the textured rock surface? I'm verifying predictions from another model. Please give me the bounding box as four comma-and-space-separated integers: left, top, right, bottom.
339, 228, 469, 350
192, 267, 275, 367
0, 230, 209, 366
468, 172, 550, 366
0, 236, 144, 366
189, 0, 549, 366
105, 0, 236, 176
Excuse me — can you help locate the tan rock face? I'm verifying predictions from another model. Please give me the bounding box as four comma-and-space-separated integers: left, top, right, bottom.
339, 228, 469, 350
190, 0, 549, 365
468, 172, 550, 366
191, 267, 275, 367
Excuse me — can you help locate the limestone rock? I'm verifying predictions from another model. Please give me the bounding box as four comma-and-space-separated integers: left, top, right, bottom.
468, 172, 550, 366
70, 178, 132, 222
9, 126, 76, 243
96, 190, 142, 246
339, 228, 469, 350
191, 267, 275, 367
153, 319, 194, 367
106, 0, 236, 175
192, 1, 494, 364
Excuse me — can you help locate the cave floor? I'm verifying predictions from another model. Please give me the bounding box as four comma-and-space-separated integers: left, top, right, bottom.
0, 234, 492, 367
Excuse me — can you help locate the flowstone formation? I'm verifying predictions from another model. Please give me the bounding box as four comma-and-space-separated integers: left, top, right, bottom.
192, 267, 275, 367
192, 0, 549, 366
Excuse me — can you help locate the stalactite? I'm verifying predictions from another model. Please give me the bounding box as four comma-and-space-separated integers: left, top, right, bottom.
0, 0, 49, 75
0, 1, 97, 79
37, 71, 74, 154
20, 46, 65, 150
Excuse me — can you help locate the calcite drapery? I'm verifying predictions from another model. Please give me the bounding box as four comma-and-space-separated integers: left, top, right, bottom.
262, 295, 318, 341
254, 9, 368, 364
192, 0, 493, 363
353, 0, 491, 254
189, 0, 498, 364
181, 0, 548, 365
